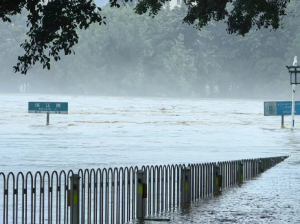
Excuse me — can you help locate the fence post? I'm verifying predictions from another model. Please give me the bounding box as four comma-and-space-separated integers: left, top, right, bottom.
181, 167, 191, 206
253, 159, 256, 177
271, 158, 274, 167
136, 170, 146, 219
70, 174, 80, 224
213, 164, 221, 195
238, 162, 243, 184
258, 160, 263, 174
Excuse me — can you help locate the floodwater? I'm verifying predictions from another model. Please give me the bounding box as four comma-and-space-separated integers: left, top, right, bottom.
0, 94, 298, 223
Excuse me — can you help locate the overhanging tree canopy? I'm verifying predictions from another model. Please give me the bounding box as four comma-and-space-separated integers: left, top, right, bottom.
0, 0, 290, 74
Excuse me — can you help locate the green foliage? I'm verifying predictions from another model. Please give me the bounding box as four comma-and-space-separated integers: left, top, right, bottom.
134, 0, 290, 35
1, 0, 104, 74
0, 0, 292, 73
0, 1, 299, 98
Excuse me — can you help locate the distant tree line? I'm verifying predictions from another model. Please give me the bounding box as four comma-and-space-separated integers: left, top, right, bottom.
0, 0, 290, 73
0, 1, 299, 98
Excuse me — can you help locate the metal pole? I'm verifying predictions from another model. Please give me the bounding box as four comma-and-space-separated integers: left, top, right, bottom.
258, 160, 263, 174
271, 158, 274, 167
238, 162, 243, 184
213, 165, 221, 195
70, 174, 80, 224
213, 165, 217, 194
292, 84, 296, 129
46, 112, 50, 125
136, 170, 146, 219
281, 115, 284, 127
181, 168, 191, 206
143, 171, 147, 217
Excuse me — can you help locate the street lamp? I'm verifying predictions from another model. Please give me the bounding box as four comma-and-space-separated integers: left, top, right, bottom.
286, 56, 300, 129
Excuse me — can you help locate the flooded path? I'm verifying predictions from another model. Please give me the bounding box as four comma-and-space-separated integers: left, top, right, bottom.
132, 155, 300, 223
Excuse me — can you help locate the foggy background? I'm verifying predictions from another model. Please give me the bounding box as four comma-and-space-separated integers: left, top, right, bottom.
1, 0, 300, 99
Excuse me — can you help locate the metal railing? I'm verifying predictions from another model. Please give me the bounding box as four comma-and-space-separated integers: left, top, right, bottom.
0, 156, 288, 224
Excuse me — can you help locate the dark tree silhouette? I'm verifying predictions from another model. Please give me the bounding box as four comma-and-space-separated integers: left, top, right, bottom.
0, 0, 290, 74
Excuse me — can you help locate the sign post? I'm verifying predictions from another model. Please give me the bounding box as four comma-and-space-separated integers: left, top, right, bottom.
46, 112, 50, 125
28, 102, 68, 125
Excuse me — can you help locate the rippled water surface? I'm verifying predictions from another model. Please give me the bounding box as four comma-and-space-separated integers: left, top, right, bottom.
0, 94, 298, 223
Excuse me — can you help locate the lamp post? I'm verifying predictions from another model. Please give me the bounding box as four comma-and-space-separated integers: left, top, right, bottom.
286, 56, 300, 129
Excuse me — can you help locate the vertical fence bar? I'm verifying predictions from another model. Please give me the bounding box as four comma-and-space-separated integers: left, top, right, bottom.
116, 169, 121, 224
148, 167, 151, 216
156, 166, 160, 214
172, 166, 176, 209
259, 160, 263, 174
238, 162, 243, 184
161, 167, 164, 213
105, 169, 109, 224
213, 164, 221, 195
153, 167, 156, 215
132, 167, 137, 221
229, 162, 232, 186
191, 165, 194, 200
70, 174, 80, 224
136, 170, 144, 219
180, 168, 191, 206
126, 168, 130, 223
205, 164, 208, 196
195, 165, 199, 200
165, 166, 168, 212
121, 168, 125, 224
199, 165, 203, 198
168, 166, 171, 212
209, 164, 213, 195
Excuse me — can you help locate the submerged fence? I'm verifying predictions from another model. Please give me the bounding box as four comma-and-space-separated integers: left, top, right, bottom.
0, 156, 288, 224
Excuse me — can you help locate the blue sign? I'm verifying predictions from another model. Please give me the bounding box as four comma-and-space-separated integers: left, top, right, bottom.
28, 102, 68, 114
264, 101, 300, 116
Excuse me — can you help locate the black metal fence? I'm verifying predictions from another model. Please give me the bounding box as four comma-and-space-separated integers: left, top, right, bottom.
0, 156, 288, 224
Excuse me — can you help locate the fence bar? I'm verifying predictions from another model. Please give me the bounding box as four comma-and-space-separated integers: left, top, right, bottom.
70, 174, 80, 224
136, 170, 146, 219
259, 160, 263, 174
181, 168, 191, 206
213, 164, 221, 195
238, 162, 243, 184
